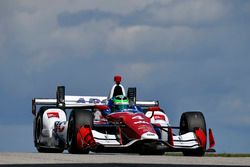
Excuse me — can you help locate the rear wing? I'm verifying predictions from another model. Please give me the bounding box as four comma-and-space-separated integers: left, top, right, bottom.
32, 86, 106, 115
32, 86, 159, 115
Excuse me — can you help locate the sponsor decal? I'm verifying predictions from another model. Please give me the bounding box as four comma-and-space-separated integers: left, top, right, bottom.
132, 115, 144, 120
138, 125, 149, 132
77, 98, 85, 103
54, 121, 66, 132
89, 98, 101, 104
147, 133, 156, 136
77, 98, 106, 104
154, 115, 165, 121
134, 121, 149, 124
47, 112, 59, 118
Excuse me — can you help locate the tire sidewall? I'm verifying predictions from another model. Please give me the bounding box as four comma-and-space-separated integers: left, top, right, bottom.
180, 111, 207, 135
67, 109, 93, 154
180, 111, 207, 156
34, 108, 45, 148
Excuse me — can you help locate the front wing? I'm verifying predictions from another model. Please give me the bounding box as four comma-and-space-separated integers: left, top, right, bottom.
78, 123, 203, 152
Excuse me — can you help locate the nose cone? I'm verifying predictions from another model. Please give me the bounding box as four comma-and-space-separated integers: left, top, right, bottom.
141, 132, 159, 140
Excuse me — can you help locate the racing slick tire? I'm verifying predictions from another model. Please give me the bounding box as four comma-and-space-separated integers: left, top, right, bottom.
180, 111, 207, 156
34, 107, 64, 153
67, 109, 93, 154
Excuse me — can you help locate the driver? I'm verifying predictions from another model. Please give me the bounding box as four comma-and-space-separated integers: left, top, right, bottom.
111, 95, 129, 112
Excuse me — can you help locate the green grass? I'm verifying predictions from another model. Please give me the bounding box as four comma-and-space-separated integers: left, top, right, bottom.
164, 152, 250, 157
205, 153, 250, 157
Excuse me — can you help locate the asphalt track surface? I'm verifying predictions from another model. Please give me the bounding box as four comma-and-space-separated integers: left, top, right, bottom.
0, 153, 250, 167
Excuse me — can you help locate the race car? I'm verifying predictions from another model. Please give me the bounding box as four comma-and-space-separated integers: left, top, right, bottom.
32, 75, 215, 156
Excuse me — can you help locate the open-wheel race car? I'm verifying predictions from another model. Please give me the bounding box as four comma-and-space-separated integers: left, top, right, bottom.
32, 76, 215, 156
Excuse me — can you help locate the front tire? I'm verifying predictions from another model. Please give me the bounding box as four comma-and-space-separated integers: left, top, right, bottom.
67, 109, 93, 154
180, 111, 207, 156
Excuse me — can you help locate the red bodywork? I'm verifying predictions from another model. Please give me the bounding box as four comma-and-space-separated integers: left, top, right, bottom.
77, 125, 96, 149
194, 128, 207, 149
208, 128, 216, 151
107, 112, 157, 139
76, 111, 158, 149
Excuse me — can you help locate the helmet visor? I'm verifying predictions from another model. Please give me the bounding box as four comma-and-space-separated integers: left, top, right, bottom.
115, 104, 129, 111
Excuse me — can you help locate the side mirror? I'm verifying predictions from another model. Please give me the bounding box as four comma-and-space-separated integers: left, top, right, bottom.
32, 99, 36, 115
57, 86, 65, 109
127, 87, 136, 106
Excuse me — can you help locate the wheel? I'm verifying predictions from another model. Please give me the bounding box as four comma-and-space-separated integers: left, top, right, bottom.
67, 109, 93, 154
180, 111, 207, 156
34, 107, 64, 153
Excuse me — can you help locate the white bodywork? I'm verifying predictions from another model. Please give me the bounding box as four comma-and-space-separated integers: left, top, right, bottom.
38, 108, 68, 147
34, 95, 107, 107
145, 110, 170, 141
141, 132, 159, 140
34, 96, 158, 108
173, 132, 199, 149
92, 130, 120, 146
145, 110, 199, 149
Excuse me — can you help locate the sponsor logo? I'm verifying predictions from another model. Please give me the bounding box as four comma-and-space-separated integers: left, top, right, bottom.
138, 125, 149, 131
47, 112, 59, 118
147, 133, 156, 136
154, 115, 165, 121
132, 115, 144, 120
77, 98, 85, 103
134, 121, 149, 124
54, 121, 66, 132
77, 98, 107, 104
89, 98, 101, 104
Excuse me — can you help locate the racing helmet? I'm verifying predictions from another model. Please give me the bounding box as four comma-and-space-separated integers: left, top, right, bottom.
112, 95, 129, 111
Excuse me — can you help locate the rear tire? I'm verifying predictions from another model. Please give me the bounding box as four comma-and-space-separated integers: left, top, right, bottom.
34, 107, 64, 153
180, 111, 207, 156
67, 109, 93, 154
